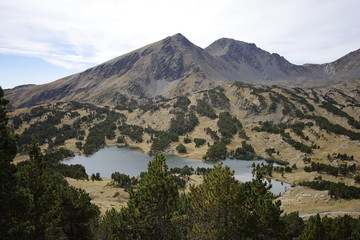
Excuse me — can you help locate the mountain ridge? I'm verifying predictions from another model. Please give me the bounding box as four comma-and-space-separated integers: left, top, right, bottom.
4, 33, 360, 108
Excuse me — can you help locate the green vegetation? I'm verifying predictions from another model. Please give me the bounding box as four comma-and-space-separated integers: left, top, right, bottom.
307, 115, 360, 140
268, 93, 278, 113
355, 175, 360, 183
111, 172, 138, 188
91, 172, 102, 181
300, 180, 360, 199
206, 87, 230, 109
1, 95, 99, 240
285, 88, 315, 112
265, 147, 276, 156
203, 141, 227, 161
29, 105, 51, 118
193, 138, 206, 148
188, 166, 284, 239
173, 95, 191, 110
298, 214, 360, 240
176, 143, 187, 153
169, 111, 199, 135
116, 135, 126, 144
10, 115, 23, 129
304, 162, 356, 177
183, 136, 191, 144
118, 123, 144, 143
43, 147, 88, 180
250, 90, 268, 111
146, 127, 179, 154
328, 153, 354, 161
138, 100, 162, 112
99, 156, 290, 239
217, 112, 243, 141
252, 121, 312, 153
205, 127, 220, 140
53, 123, 84, 147
98, 154, 180, 239
229, 141, 256, 159
83, 118, 116, 155
113, 93, 138, 111
319, 101, 360, 129
17, 110, 66, 147
195, 99, 217, 119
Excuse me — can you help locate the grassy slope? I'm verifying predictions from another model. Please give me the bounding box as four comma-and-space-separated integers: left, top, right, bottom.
9, 82, 360, 216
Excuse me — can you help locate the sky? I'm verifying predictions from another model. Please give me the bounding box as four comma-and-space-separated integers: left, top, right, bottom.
1, 0, 359, 89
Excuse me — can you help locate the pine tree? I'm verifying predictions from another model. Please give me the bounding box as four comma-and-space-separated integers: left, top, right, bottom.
297, 214, 326, 240
187, 164, 245, 240
17, 139, 100, 239
124, 154, 179, 239
188, 165, 285, 240
0, 87, 19, 238
241, 174, 285, 239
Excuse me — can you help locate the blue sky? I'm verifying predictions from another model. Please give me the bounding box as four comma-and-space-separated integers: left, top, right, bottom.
1, 0, 360, 89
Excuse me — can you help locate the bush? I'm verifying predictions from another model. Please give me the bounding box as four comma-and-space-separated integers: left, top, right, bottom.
265, 148, 276, 156
173, 96, 191, 110
230, 141, 255, 159
195, 99, 217, 119
194, 138, 206, 148
169, 111, 199, 136
91, 172, 102, 181
300, 180, 360, 199
205, 127, 220, 141
184, 137, 191, 144
203, 141, 227, 161
217, 112, 243, 140
207, 87, 230, 109
176, 144, 187, 154
111, 172, 138, 188
119, 124, 144, 143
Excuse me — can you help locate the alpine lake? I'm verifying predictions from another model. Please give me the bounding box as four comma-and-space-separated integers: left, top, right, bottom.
63, 146, 291, 195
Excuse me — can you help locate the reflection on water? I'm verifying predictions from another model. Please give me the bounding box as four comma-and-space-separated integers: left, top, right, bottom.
63, 146, 291, 195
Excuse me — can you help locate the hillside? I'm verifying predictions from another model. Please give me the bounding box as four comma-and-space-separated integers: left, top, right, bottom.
4, 34, 360, 108
9, 82, 360, 172
7, 80, 360, 220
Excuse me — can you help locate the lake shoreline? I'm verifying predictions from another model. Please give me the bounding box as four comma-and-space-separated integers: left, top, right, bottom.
62, 146, 292, 195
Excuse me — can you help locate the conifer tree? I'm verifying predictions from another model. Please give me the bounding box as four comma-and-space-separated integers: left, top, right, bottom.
187, 164, 245, 239
0, 87, 19, 238
297, 214, 326, 240
17, 138, 100, 239
241, 174, 285, 239
125, 154, 179, 239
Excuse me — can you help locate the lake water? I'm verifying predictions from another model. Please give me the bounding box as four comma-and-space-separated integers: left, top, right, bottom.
63, 146, 291, 195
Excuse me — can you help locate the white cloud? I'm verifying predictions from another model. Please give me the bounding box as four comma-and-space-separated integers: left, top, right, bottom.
0, 0, 359, 70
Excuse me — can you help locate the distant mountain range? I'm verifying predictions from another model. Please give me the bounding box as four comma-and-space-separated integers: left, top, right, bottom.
5, 33, 360, 108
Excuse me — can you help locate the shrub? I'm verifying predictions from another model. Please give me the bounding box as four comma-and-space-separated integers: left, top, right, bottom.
194, 138, 206, 148
176, 144, 187, 154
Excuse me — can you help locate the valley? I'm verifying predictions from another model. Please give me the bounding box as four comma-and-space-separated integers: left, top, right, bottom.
7, 81, 360, 218
3, 33, 360, 239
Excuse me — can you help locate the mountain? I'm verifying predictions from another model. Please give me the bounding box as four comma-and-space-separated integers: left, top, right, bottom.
4, 33, 360, 108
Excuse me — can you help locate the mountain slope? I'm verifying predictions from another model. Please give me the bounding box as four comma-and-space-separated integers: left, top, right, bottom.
306, 48, 360, 80
205, 38, 311, 82
4, 34, 360, 108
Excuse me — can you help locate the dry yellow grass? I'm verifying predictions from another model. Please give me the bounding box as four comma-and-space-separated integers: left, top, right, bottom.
66, 174, 203, 215
278, 186, 360, 218
66, 178, 129, 215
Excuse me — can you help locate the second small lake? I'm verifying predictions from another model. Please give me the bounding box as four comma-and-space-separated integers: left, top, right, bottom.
63, 146, 291, 195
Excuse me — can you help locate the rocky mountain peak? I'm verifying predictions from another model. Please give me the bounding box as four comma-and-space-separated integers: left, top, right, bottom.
4, 34, 360, 108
